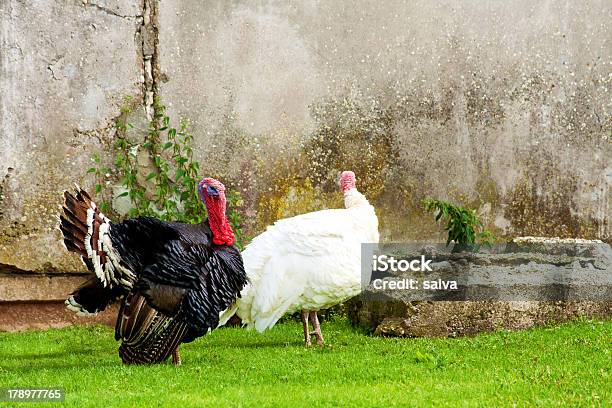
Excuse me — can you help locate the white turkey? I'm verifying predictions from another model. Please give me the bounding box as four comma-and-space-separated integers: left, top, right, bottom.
222, 171, 379, 346
59, 177, 247, 364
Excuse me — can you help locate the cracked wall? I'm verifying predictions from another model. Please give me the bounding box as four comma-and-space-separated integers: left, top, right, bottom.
0, 0, 611, 275
0, 0, 144, 273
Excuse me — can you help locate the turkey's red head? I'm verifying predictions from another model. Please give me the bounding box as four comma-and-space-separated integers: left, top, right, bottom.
198, 177, 235, 246
340, 171, 356, 194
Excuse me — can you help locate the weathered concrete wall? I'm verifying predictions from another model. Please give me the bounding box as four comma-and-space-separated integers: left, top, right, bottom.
159, 0, 611, 242
1, 0, 611, 277
0, 0, 146, 273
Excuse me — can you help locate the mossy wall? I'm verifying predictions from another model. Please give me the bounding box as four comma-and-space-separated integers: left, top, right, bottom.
0, 0, 610, 274
160, 1, 610, 243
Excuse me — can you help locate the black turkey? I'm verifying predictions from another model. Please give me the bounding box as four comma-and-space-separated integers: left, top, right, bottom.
59, 177, 247, 365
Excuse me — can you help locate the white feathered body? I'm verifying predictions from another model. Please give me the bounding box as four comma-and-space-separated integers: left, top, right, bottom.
235, 188, 379, 332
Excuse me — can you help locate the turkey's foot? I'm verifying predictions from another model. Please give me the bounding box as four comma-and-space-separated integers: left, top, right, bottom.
302, 310, 312, 347
172, 348, 182, 366
309, 311, 324, 346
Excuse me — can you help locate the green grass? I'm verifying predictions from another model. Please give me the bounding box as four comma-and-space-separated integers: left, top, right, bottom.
0, 317, 610, 407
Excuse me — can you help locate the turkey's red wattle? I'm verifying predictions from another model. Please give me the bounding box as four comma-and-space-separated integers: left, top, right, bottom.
198, 178, 235, 247
340, 171, 356, 194
204, 195, 235, 247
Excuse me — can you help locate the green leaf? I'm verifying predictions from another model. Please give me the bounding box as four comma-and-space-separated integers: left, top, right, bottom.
87, 167, 96, 174
162, 142, 173, 150
145, 172, 157, 181
95, 184, 102, 194
116, 191, 129, 198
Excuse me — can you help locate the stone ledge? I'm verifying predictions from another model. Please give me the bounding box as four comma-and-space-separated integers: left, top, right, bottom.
349, 239, 612, 336
0, 301, 118, 332
349, 300, 612, 337
0, 273, 91, 302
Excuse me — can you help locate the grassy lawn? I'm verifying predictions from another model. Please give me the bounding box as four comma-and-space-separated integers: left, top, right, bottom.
0, 317, 610, 407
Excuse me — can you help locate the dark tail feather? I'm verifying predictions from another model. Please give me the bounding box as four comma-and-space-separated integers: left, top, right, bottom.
116, 293, 187, 365
60, 189, 92, 258
118, 320, 187, 365
60, 187, 117, 286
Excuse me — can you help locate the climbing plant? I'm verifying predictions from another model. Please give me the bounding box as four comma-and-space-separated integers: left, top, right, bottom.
422, 198, 495, 250
87, 98, 247, 249
87, 152, 112, 214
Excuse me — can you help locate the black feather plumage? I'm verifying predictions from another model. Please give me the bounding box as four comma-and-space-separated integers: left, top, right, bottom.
60, 189, 248, 365
111, 217, 247, 363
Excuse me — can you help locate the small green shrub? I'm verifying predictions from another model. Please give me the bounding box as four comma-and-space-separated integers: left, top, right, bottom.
422, 198, 495, 250
87, 98, 247, 249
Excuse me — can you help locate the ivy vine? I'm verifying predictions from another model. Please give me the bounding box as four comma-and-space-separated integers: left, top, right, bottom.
87, 98, 247, 249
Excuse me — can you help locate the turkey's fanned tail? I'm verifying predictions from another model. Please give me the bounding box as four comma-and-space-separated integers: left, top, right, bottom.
60, 187, 136, 290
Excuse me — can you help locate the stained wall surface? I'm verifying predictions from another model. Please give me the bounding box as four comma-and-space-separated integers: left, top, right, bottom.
1, 0, 610, 274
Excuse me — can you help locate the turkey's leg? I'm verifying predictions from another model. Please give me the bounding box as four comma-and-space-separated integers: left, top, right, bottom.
172, 347, 182, 366
301, 310, 311, 347
309, 311, 324, 346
